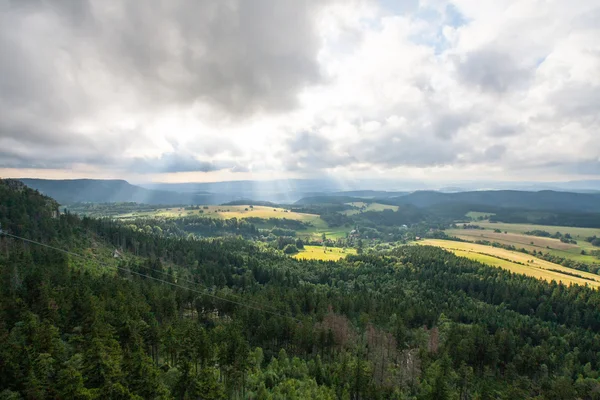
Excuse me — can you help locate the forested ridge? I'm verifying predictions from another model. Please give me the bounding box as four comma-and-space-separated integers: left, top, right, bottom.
2, 179, 600, 399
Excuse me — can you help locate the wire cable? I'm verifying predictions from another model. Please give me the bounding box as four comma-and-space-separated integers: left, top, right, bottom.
99, 239, 292, 315
0, 231, 300, 323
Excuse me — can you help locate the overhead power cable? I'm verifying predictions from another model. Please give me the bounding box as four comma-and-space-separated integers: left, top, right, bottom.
0, 230, 300, 323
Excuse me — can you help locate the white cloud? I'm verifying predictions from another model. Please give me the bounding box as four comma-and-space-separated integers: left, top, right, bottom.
0, 0, 599, 181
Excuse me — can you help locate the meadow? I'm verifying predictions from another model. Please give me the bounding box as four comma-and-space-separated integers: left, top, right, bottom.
116, 205, 322, 223
115, 204, 352, 241
293, 245, 357, 261
342, 202, 399, 216
447, 229, 577, 251
419, 239, 600, 288
475, 221, 600, 238
295, 218, 352, 240
453, 221, 600, 263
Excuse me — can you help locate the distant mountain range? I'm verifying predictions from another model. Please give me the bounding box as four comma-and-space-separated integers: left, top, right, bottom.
18, 179, 224, 205
296, 190, 600, 213
19, 178, 412, 205
141, 179, 600, 194
16, 178, 600, 211
388, 190, 600, 212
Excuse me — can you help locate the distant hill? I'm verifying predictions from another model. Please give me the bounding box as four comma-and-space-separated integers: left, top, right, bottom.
302, 190, 409, 199
388, 190, 600, 213
141, 180, 413, 203
294, 195, 370, 205
18, 179, 600, 211
18, 178, 222, 205
222, 199, 280, 207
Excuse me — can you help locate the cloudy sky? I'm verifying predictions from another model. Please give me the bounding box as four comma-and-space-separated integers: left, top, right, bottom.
1, 0, 599, 183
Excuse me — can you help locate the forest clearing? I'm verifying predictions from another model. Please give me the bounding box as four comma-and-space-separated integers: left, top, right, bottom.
293, 245, 356, 261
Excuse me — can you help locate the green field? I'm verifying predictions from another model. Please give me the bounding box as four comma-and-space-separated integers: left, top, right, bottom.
297, 226, 351, 240
342, 202, 399, 216
115, 204, 351, 240
447, 228, 600, 263
475, 221, 600, 239
293, 245, 357, 261
456, 221, 600, 263
116, 205, 322, 223
420, 239, 600, 288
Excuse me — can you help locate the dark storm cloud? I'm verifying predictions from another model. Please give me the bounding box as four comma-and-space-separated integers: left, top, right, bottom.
283, 127, 460, 171
456, 49, 533, 93
351, 130, 459, 168
431, 112, 471, 139
0, 142, 117, 169
29, 0, 324, 113
282, 131, 357, 171
128, 153, 228, 173
487, 123, 520, 138
0, 0, 328, 169
0, 150, 68, 170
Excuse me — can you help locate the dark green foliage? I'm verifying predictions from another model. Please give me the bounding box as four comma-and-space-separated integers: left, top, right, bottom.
123, 215, 259, 239
283, 244, 299, 254
388, 190, 600, 213
586, 236, 600, 247
525, 230, 553, 237
354, 206, 424, 227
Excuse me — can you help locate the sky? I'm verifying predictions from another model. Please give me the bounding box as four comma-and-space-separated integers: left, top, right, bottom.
0, 0, 599, 183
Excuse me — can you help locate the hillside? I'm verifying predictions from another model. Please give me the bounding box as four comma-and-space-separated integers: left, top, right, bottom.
19, 178, 221, 205
388, 190, 600, 212
3, 179, 600, 398
294, 195, 368, 205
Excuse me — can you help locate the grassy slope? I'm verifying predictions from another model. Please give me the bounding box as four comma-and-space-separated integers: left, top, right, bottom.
448, 229, 577, 250
475, 221, 600, 238
461, 221, 600, 263
342, 202, 399, 216
419, 239, 600, 288
447, 229, 600, 264
115, 204, 350, 240
116, 205, 321, 222
293, 245, 357, 261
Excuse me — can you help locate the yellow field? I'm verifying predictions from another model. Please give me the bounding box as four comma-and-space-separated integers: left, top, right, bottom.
293, 245, 357, 261
419, 239, 600, 288
117, 205, 322, 223
447, 229, 577, 250
475, 221, 600, 239
451, 222, 600, 263
343, 202, 399, 215
447, 230, 600, 264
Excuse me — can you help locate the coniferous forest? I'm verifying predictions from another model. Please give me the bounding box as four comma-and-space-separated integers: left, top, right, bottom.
2, 179, 600, 399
